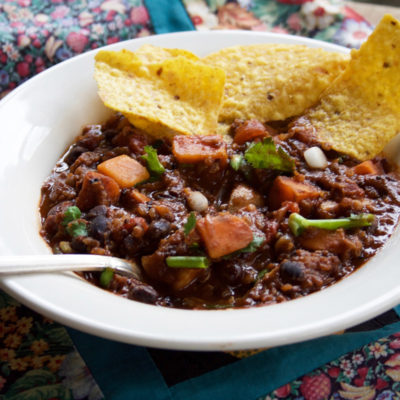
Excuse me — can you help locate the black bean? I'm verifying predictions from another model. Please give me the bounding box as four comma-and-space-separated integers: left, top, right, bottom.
146, 219, 171, 240
104, 129, 119, 140
129, 284, 159, 304
217, 262, 242, 284
90, 215, 108, 238
87, 205, 108, 218
123, 235, 139, 254
64, 145, 88, 165
279, 261, 305, 283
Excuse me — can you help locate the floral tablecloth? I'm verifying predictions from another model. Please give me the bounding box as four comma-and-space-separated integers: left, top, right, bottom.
1, 1, 399, 399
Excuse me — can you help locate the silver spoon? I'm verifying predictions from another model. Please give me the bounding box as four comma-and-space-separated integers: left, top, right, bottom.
0, 254, 141, 280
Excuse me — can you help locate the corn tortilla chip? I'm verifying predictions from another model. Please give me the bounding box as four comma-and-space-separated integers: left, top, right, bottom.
134, 44, 199, 64
94, 47, 226, 138
203, 44, 349, 123
306, 14, 400, 160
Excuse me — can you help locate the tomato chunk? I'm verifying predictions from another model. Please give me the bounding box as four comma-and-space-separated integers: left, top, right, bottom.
196, 213, 253, 258
270, 176, 322, 209
97, 154, 149, 188
172, 135, 227, 164
233, 120, 268, 145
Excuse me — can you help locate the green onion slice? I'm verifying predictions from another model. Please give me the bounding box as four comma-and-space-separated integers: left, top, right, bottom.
288, 212, 375, 236
99, 267, 114, 288
166, 256, 209, 269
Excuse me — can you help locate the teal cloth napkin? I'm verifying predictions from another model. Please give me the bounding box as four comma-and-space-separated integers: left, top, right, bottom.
68, 318, 400, 400
144, 0, 194, 33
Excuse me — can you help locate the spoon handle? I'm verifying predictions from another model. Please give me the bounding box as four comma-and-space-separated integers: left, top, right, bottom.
0, 254, 140, 278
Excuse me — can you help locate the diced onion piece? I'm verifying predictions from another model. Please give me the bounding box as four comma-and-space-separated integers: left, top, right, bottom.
304, 147, 328, 169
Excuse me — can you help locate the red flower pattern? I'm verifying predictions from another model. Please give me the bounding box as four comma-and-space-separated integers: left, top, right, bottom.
66, 31, 89, 53
17, 0, 30, 6
130, 6, 149, 25
16, 62, 29, 77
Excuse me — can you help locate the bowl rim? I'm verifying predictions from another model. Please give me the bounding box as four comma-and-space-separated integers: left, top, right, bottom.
1, 30, 400, 351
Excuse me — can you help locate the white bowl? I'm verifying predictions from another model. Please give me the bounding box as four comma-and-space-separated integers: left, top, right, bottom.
1, 31, 399, 351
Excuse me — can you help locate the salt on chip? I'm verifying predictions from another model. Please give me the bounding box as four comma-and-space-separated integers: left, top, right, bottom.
306, 15, 400, 161
203, 44, 349, 123
94, 47, 226, 138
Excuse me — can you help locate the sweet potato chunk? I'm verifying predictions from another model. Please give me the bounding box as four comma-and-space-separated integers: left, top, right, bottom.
97, 154, 149, 188
233, 120, 268, 145
196, 213, 253, 258
172, 135, 227, 164
352, 160, 380, 175
170, 269, 205, 291
298, 228, 362, 259
129, 189, 150, 203
76, 171, 120, 211
270, 176, 321, 209
142, 252, 204, 291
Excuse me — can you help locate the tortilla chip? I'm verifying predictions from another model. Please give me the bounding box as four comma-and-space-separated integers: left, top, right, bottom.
134, 44, 199, 64
306, 15, 400, 160
216, 122, 231, 136
94, 47, 226, 138
203, 44, 349, 123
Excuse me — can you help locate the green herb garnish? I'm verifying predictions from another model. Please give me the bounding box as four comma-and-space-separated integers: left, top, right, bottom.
288, 213, 375, 236
99, 267, 114, 288
184, 212, 197, 236
65, 221, 88, 237
62, 206, 88, 237
62, 206, 81, 226
256, 268, 269, 281
230, 154, 244, 171
223, 234, 265, 259
166, 256, 209, 269
244, 138, 295, 173
141, 145, 165, 178
238, 234, 265, 253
